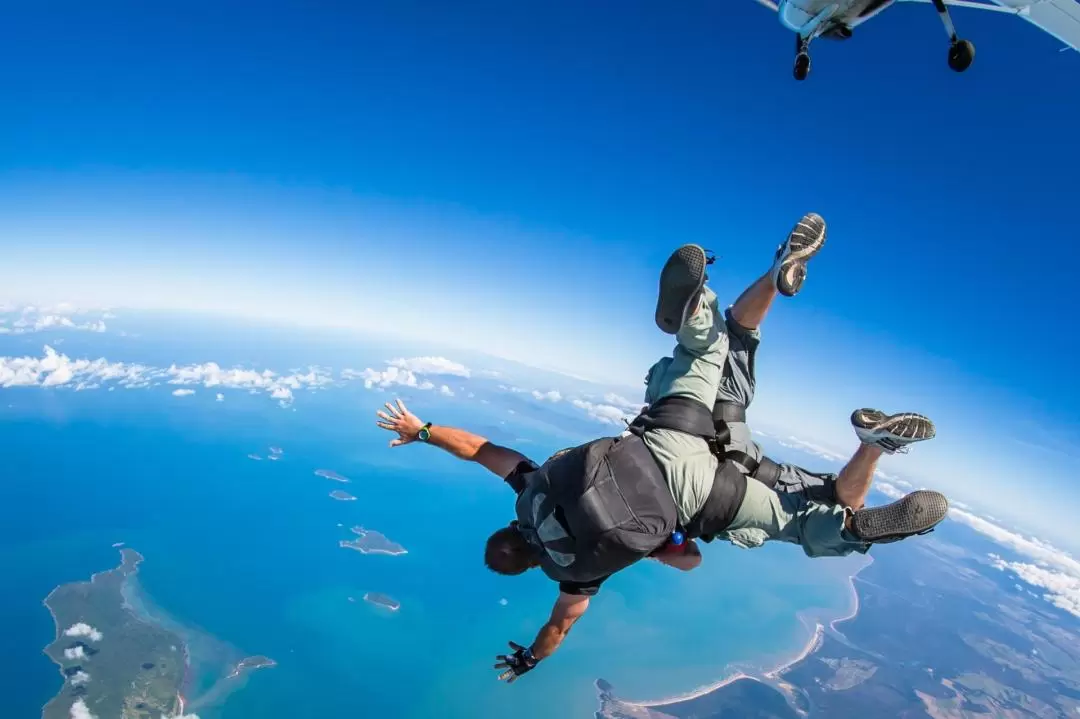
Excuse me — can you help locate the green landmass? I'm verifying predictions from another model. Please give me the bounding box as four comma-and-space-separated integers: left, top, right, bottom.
363, 592, 401, 611
227, 655, 277, 679
340, 526, 407, 556
42, 549, 186, 719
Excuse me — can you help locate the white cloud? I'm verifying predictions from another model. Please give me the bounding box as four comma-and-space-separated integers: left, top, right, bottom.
603, 393, 641, 414
943, 507, 1080, 618
949, 508, 1080, 578
64, 646, 88, 660
388, 356, 470, 378
70, 671, 90, 686
172, 389, 195, 397
70, 699, 96, 719
0, 348, 333, 408
571, 399, 633, 426
216, 393, 224, 402
349, 356, 472, 391
775, 435, 846, 463
531, 389, 562, 402
874, 481, 906, 500
989, 554, 1080, 618
439, 385, 454, 397
0, 306, 110, 335
64, 623, 103, 642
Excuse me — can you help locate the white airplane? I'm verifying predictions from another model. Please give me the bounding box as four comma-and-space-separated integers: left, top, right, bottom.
752, 0, 1080, 79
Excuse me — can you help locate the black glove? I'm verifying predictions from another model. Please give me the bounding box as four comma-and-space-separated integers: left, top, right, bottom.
493, 641, 538, 683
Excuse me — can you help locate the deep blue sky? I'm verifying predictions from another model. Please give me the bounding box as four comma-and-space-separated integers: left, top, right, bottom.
1, 1, 1078, 539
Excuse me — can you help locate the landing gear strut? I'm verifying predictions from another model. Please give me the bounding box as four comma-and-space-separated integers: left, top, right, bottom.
793, 35, 811, 81
931, 0, 975, 72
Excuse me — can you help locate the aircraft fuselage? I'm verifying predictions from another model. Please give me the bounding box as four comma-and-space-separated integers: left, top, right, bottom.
777, 0, 899, 38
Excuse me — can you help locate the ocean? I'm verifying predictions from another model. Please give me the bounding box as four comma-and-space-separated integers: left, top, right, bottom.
0, 328, 864, 718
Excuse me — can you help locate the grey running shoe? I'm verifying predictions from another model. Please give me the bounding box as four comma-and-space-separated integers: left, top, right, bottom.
851, 408, 936, 454
655, 244, 713, 335
770, 212, 827, 297
851, 490, 949, 543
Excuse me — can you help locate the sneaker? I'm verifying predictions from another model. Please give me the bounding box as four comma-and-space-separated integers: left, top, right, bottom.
851, 409, 935, 454
770, 212, 827, 297
655, 244, 713, 335
851, 490, 949, 543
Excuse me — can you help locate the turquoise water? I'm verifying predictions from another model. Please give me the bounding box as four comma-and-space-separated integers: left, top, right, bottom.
1, 340, 863, 718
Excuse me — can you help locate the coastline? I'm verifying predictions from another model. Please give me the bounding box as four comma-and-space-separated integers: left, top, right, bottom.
42, 549, 189, 717
608, 554, 874, 709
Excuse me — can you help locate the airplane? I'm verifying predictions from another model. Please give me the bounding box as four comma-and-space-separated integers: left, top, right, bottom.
751, 0, 1080, 79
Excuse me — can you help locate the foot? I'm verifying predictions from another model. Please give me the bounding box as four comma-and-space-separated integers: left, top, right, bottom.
850, 490, 949, 544
770, 212, 826, 297
655, 244, 713, 335
851, 409, 935, 454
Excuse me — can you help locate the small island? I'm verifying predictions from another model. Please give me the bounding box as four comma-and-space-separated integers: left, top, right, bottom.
269, 446, 283, 456
339, 526, 408, 556
42, 549, 186, 719
329, 490, 356, 501
226, 655, 278, 680
363, 592, 401, 612
315, 469, 350, 483
248, 454, 262, 461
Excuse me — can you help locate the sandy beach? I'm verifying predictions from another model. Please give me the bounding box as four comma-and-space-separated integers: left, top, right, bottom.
618, 555, 874, 709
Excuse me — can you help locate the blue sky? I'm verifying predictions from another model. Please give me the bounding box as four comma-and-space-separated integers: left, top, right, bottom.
1, 2, 1078, 542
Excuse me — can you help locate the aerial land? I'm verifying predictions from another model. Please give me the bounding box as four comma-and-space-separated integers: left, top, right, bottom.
315, 469, 350, 483
363, 592, 401, 611
329, 490, 356, 501
269, 446, 283, 456
340, 526, 408, 556
594, 536, 1080, 718
42, 549, 186, 719
225, 655, 277, 680
247, 454, 262, 461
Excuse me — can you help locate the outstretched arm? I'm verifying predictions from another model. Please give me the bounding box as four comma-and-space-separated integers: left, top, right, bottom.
375, 399, 529, 479
494, 592, 590, 683
531, 591, 590, 660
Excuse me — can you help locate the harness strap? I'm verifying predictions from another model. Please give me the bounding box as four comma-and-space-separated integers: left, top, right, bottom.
724, 450, 781, 488
712, 401, 747, 424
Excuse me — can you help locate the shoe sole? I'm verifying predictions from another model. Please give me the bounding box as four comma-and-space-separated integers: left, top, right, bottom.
655, 245, 708, 335
852, 490, 949, 543
776, 213, 826, 297
851, 409, 936, 442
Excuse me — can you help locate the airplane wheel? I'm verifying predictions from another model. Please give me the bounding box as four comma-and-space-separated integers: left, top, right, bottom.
948, 39, 975, 72
794, 53, 811, 81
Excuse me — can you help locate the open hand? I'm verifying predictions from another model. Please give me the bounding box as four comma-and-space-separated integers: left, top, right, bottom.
493, 641, 537, 684
375, 399, 425, 448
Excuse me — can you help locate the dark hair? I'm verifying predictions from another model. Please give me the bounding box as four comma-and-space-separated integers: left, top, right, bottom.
484, 524, 537, 576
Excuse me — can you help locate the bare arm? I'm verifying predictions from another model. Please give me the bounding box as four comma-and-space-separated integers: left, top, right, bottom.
530, 592, 590, 660
375, 399, 529, 479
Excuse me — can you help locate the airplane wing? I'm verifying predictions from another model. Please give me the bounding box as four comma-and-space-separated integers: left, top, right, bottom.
899, 0, 1080, 51
751, 0, 780, 11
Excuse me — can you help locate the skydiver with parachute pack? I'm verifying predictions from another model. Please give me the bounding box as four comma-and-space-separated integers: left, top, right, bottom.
374, 212, 948, 683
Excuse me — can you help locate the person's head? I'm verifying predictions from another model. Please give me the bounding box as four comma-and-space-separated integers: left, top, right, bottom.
484, 522, 541, 576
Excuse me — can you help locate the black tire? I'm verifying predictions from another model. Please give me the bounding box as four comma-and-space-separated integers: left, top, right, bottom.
948, 39, 975, 73
794, 53, 811, 81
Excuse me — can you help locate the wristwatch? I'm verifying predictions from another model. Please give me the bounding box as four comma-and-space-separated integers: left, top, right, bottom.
417, 422, 433, 442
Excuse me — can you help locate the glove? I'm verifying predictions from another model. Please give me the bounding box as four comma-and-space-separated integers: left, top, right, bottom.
493, 641, 538, 683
